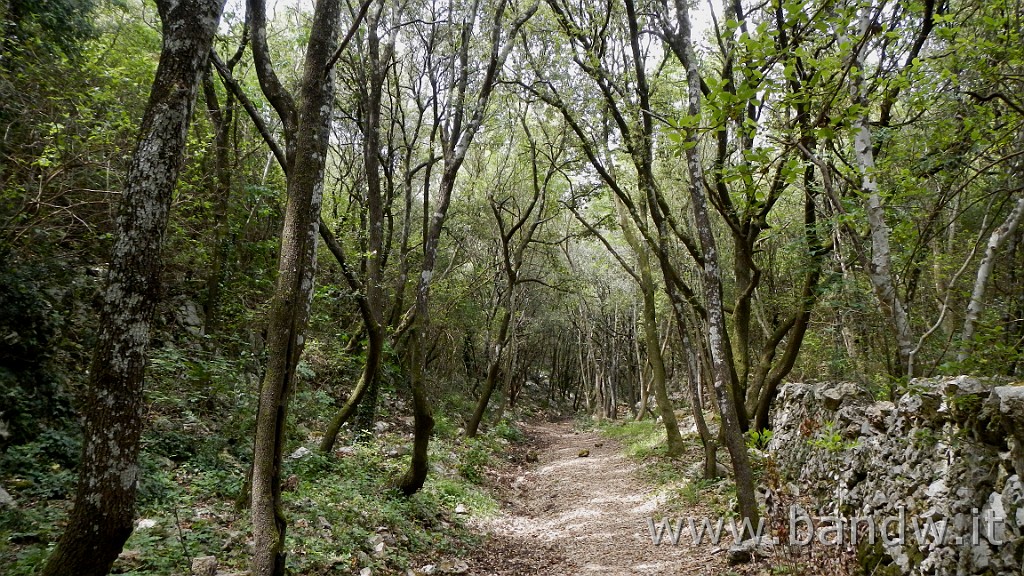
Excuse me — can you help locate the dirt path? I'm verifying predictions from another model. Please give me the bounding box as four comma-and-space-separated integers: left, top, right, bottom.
466, 420, 725, 575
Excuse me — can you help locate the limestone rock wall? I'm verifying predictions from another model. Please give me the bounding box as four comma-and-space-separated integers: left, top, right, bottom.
768, 376, 1024, 575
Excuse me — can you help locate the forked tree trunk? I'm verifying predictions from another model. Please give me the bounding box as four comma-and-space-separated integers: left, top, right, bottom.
248, 0, 341, 571
397, 0, 537, 495
40, 1, 225, 574
321, 9, 392, 449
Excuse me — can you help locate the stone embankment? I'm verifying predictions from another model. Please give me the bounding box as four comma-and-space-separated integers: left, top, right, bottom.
769, 376, 1023, 575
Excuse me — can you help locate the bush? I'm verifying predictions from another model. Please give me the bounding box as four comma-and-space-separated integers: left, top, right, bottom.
0, 258, 76, 452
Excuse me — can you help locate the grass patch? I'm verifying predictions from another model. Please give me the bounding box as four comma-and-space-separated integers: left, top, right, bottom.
595, 418, 735, 517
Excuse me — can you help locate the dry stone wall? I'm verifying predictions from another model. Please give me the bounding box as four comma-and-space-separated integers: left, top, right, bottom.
768, 376, 1024, 575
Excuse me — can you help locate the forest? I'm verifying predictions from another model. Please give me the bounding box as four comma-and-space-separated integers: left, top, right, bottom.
1, 0, 1023, 573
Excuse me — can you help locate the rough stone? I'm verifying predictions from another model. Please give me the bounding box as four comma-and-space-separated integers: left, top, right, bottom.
0, 486, 14, 508
191, 555, 217, 576
770, 377, 1024, 575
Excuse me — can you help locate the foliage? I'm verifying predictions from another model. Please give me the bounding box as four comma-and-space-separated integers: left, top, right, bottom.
7, 0, 1024, 571
0, 258, 75, 451
746, 428, 774, 451
807, 421, 859, 453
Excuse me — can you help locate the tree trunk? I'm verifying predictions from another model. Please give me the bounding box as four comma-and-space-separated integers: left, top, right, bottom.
615, 196, 685, 453
959, 196, 1024, 359
320, 320, 384, 450
670, 0, 759, 530
40, 1, 224, 574
677, 311, 717, 479
200, 64, 235, 332
848, 8, 914, 377
397, 0, 536, 494
467, 307, 512, 437
249, 0, 341, 571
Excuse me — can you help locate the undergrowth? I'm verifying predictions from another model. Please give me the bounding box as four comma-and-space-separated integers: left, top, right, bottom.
0, 335, 524, 575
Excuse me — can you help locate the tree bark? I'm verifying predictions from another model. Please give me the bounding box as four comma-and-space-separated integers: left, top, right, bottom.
200, 58, 237, 332
847, 8, 915, 377
397, 0, 537, 494
959, 196, 1024, 359
670, 0, 759, 530
248, 0, 342, 571
614, 197, 685, 455
467, 307, 512, 437
40, 1, 224, 574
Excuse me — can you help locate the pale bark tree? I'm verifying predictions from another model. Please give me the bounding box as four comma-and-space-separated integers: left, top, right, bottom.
960, 196, 1024, 359
40, 0, 225, 573
666, 0, 759, 529
847, 7, 914, 378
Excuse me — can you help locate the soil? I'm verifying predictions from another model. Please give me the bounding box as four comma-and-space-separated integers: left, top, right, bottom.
465, 420, 731, 575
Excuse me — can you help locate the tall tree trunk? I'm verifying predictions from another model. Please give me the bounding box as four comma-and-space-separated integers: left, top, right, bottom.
670, 0, 759, 530
848, 8, 914, 377
317, 8, 393, 444
397, 0, 536, 494
249, 0, 341, 571
40, 1, 224, 574
351, 8, 391, 438
676, 310, 717, 479
615, 197, 685, 455
201, 64, 236, 331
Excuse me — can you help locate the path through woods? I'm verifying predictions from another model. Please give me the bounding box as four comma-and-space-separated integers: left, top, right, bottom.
465, 421, 729, 575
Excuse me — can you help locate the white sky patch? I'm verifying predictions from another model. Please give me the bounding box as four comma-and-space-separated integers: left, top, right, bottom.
221, 0, 314, 32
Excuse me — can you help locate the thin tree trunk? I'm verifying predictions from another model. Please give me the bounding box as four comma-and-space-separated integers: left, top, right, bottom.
959, 196, 1024, 359
351, 8, 392, 438
249, 0, 342, 571
677, 311, 717, 479
670, 0, 759, 530
467, 307, 512, 437
40, 1, 224, 574
200, 65, 235, 331
848, 8, 914, 377
398, 0, 537, 494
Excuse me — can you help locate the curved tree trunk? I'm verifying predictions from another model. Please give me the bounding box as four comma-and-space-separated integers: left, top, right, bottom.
319, 322, 383, 452
959, 196, 1024, 360
322, 9, 392, 448
248, 0, 342, 571
40, 1, 225, 574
